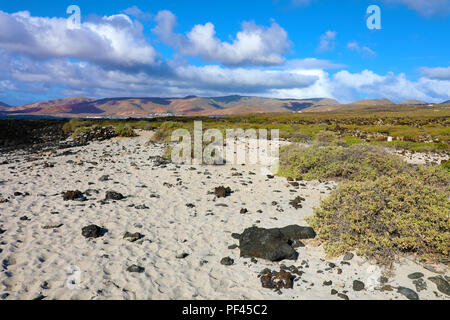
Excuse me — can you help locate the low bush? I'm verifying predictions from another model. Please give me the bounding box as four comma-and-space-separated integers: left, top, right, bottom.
115, 124, 137, 137
306, 173, 450, 263
278, 143, 408, 181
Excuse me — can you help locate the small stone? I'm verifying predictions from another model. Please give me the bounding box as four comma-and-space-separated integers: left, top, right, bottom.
176, 253, 189, 259
343, 252, 354, 261
428, 276, 450, 296
323, 280, 332, 286
397, 287, 419, 300
289, 196, 305, 209
99, 175, 110, 182
337, 293, 349, 300
413, 279, 427, 292
123, 232, 143, 242
353, 280, 365, 291
105, 191, 125, 200
259, 268, 272, 276
407, 272, 424, 280
63, 190, 85, 201
214, 186, 232, 198
331, 289, 338, 295
260, 270, 294, 290
81, 225, 103, 238
240, 208, 249, 214
228, 244, 239, 250
127, 265, 145, 273
42, 224, 63, 229
220, 257, 234, 266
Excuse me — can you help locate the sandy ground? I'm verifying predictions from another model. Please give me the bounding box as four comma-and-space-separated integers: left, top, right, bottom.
0, 130, 448, 300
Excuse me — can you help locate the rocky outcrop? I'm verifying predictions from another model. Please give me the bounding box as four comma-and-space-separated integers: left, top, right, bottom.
71, 126, 118, 145
238, 225, 315, 262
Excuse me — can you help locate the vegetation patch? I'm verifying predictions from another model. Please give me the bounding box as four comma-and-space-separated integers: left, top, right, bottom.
306, 174, 449, 263
115, 124, 137, 137
278, 143, 408, 181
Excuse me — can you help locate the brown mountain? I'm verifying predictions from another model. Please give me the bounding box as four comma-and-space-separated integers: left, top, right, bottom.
350, 98, 395, 106
398, 100, 427, 105
1, 96, 340, 118
303, 98, 396, 112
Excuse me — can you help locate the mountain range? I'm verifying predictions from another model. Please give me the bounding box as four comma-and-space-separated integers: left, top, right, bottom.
0, 96, 448, 118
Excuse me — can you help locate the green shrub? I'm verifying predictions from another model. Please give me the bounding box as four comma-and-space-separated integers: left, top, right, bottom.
71, 126, 94, 138
306, 174, 450, 263
440, 160, 450, 173
278, 143, 408, 181
63, 119, 94, 133
115, 124, 137, 137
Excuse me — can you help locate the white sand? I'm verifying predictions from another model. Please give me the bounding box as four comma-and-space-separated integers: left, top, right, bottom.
0, 131, 448, 300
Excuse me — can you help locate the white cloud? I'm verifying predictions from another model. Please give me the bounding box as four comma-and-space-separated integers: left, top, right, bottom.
152, 10, 291, 66
331, 70, 450, 103
420, 66, 450, 80
0, 10, 158, 68
283, 58, 346, 69
381, 0, 450, 17
123, 6, 152, 20
347, 42, 376, 58
317, 31, 337, 52
1, 9, 449, 106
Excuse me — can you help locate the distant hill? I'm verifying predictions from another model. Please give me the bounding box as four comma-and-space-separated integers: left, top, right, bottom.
1, 96, 340, 118
441, 100, 450, 104
350, 98, 395, 106
398, 100, 427, 105
0, 102, 10, 111
302, 98, 397, 112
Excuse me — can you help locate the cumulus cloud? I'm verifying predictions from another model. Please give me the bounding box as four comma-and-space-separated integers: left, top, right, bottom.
0, 10, 158, 68
152, 10, 291, 66
381, 0, 450, 17
283, 58, 346, 69
347, 42, 376, 57
420, 66, 450, 80
1, 9, 449, 106
331, 70, 450, 103
0, 49, 319, 102
123, 6, 152, 20
317, 31, 337, 52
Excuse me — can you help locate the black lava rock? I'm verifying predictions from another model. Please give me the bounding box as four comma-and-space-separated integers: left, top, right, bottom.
81, 225, 103, 238
220, 257, 234, 266
353, 280, 365, 291
239, 227, 298, 262
127, 265, 145, 273
397, 287, 419, 300
105, 191, 125, 200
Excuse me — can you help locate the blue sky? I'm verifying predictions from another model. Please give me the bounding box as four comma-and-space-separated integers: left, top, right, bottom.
0, 0, 449, 105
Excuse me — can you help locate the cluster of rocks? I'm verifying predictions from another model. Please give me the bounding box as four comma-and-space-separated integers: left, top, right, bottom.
70, 126, 118, 145
213, 186, 232, 198
260, 269, 295, 291
62, 190, 125, 202
0, 119, 70, 153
